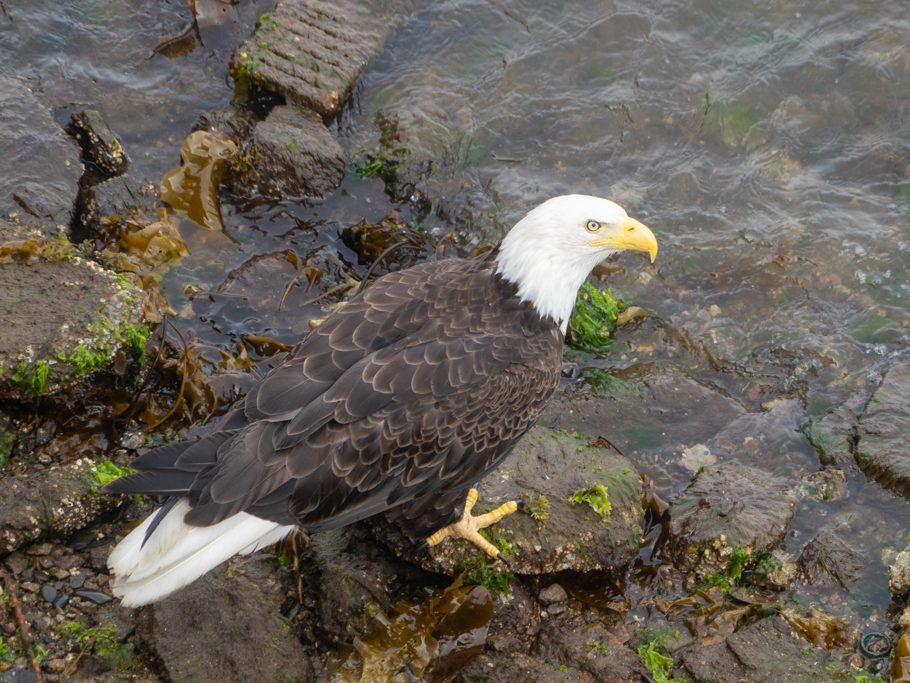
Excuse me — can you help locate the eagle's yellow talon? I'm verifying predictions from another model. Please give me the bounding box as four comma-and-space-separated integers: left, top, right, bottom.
424, 488, 518, 561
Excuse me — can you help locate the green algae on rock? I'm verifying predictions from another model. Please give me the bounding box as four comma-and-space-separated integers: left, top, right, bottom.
0, 222, 149, 398
376, 426, 645, 576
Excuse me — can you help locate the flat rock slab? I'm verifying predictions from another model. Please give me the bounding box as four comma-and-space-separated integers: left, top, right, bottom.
376, 426, 645, 576
681, 615, 856, 682
232, 0, 416, 116
0, 75, 81, 232
856, 361, 910, 497
247, 105, 345, 199
667, 462, 796, 577
0, 224, 145, 398
136, 556, 314, 683
0, 459, 120, 554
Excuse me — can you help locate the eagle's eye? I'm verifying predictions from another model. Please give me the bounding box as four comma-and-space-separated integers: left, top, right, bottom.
584, 220, 600, 232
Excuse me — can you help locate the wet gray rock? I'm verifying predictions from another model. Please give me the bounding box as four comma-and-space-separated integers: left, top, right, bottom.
0, 221, 146, 398
889, 546, 910, 598
798, 527, 863, 589
0, 459, 121, 554
666, 462, 797, 577
74, 172, 160, 239
0, 75, 82, 233
486, 581, 539, 654
246, 105, 345, 199
680, 615, 856, 682
376, 426, 645, 576
856, 362, 910, 498
533, 612, 643, 682
66, 110, 129, 177
803, 399, 863, 467
459, 652, 586, 683
231, 0, 417, 116
136, 555, 314, 683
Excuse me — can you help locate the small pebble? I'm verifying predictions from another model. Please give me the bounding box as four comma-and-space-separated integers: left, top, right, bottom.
41, 584, 58, 603
49, 567, 70, 581
69, 574, 86, 589
538, 583, 568, 605
4, 553, 28, 575
76, 590, 112, 605
25, 543, 54, 556
53, 594, 69, 610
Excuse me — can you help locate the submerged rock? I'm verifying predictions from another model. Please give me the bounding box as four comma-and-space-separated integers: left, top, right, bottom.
245, 106, 345, 200
459, 652, 586, 683
856, 362, 910, 498
0, 75, 82, 233
136, 556, 314, 682
376, 426, 645, 577
666, 462, 797, 577
797, 527, 863, 589
231, 0, 416, 115
680, 615, 857, 682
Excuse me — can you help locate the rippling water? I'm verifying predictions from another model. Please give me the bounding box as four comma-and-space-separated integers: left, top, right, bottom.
3, 0, 910, 630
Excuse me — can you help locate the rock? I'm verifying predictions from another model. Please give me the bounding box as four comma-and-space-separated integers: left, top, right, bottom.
538, 583, 568, 606
533, 612, 644, 682
666, 462, 797, 577
0, 221, 147, 398
201, 246, 352, 346
680, 615, 856, 682
4, 552, 28, 576
376, 426, 645, 576
41, 584, 58, 603
246, 106, 345, 199
0, 669, 38, 683
73, 172, 160, 240
486, 581, 539, 654
798, 527, 863, 589
890, 547, 910, 598
750, 549, 798, 590
459, 652, 586, 683
231, 0, 416, 116
136, 556, 314, 683
0, 74, 82, 233
66, 109, 129, 177
0, 460, 121, 554
800, 468, 848, 502
856, 362, 910, 497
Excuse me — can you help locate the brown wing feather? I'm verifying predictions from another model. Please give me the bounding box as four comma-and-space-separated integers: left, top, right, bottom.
115, 255, 563, 536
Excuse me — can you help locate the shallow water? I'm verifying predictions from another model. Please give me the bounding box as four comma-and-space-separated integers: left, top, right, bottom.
3, 0, 910, 644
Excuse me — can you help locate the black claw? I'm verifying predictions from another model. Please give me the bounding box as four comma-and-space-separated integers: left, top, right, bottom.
414, 539, 429, 551
515, 499, 527, 511
496, 552, 511, 567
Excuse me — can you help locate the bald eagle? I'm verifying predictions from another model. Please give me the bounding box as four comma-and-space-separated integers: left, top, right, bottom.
105, 194, 658, 606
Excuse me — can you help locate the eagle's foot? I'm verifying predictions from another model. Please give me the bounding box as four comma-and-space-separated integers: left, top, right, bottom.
424, 488, 517, 563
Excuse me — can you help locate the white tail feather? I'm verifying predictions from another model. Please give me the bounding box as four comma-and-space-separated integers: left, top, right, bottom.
108, 499, 295, 607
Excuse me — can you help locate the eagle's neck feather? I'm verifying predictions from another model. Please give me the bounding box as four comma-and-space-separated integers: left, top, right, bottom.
494, 248, 591, 334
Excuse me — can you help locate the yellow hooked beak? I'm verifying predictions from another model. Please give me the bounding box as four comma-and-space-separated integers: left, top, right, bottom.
589, 217, 658, 263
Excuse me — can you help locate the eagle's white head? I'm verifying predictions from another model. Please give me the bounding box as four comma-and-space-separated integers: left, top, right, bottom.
495, 194, 658, 332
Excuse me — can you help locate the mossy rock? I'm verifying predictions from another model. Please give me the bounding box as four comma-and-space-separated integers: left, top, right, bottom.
0, 221, 148, 398
376, 426, 645, 577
